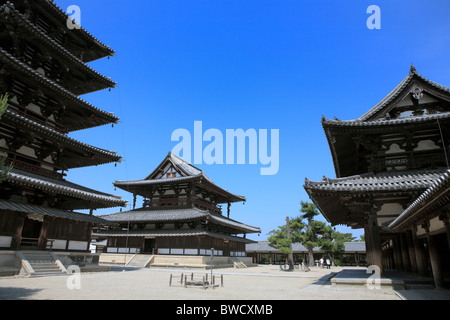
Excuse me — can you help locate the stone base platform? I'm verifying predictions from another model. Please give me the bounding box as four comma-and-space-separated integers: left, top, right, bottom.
99, 253, 256, 269
331, 268, 435, 290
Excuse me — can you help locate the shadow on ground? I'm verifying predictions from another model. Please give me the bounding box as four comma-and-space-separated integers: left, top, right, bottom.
308, 272, 336, 286
0, 287, 42, 300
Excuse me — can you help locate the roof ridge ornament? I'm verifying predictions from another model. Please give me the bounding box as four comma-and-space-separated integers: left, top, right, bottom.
411, 86, 424, 100
410, 64, 417, 74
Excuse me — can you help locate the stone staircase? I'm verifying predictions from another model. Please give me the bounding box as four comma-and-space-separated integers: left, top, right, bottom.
231, 257, 247, 268
125, 254, 154, 268
18, 251, 66, 277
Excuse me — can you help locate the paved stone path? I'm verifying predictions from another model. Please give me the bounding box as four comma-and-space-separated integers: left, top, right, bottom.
0, 265, 446, 300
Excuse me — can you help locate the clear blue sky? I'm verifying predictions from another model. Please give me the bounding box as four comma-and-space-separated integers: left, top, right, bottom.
56, 0, 450, 241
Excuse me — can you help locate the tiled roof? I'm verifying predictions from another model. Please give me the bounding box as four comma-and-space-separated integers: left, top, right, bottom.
245, 241, 366, 253
114, 152, 246, 203
93, 229, 256, 244
321, 66, 450, 126
101, 207, 209, 222
0, 47, 119, 128
388, 169, 450, 230
100, 207, 261, 233
304, 170, 446, 193
40, 0, 115, 61
114, 175, 199, 186
4, 168, 126, 209
3, 108, 121, 167
359, 66, 450, 121
322, 111, 450, 128
0, 3, 116, 94
0, 199, 116, 225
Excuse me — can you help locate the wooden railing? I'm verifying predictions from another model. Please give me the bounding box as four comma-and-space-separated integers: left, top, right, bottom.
8, 102, 67, 134
368, 152, 447, 172
144, 196, 222, 215
2, 149, 65, 180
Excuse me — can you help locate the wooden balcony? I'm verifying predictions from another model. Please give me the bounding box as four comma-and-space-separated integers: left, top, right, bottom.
368, 152, 448, 173
4, 153, 64, 181
144, 196, 222, 215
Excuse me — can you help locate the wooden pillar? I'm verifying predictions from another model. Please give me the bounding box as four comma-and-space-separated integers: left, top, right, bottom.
364, 226, 373, 266
439, 212, 450, 257
38, 217, 49, 250
12, 213, 25, 250
423, 221, 445, 289
366, 211, 383, 274
393, 234, 404, 271
411, 225, 427, 276
405, 229, 418, 273
399, 232, 411, 272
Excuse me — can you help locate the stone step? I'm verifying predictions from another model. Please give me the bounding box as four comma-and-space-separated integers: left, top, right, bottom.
20, 251, 65, 277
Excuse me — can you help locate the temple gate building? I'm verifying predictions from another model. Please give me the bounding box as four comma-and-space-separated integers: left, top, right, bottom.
0, 0, 125, 253
94, 152, 261, 259
304, 66, 450, 288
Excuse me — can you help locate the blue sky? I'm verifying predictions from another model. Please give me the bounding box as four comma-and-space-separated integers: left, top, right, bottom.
55, 0, 450, 241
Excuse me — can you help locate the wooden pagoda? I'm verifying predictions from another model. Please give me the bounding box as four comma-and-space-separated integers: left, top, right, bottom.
304, 65, 450, 287
0, 0, 126, 252
95, 152, 261, 257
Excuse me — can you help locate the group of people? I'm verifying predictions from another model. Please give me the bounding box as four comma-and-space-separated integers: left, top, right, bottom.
319, 257, 331, 269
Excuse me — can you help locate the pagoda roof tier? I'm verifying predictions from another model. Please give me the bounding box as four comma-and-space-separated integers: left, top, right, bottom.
1, 0, 115, 62
304, 170, 444, 194
0, 3, 116, 95
114, 152, 246, 203
93, 229, 256, 244
0, 47, 119, 131
322, 111, 450, 131
2, 108, 121, 169
359, 65, 450, 122
304, 169, 446, 227
321, 66, 450, 178
0, 199, 117, 226
100, 207, 261, 234
388, 169, 450, 231
3, 168, 126, 210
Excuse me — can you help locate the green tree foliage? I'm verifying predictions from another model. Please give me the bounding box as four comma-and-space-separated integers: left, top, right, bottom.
267, 201, 358, 267
319, 225, 355, 265
0, 93, 12, 182
300, 201, 320, 266
267, 217, 305, 255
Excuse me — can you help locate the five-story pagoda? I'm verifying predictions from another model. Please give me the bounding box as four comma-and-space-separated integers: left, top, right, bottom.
0, 0, 126, 252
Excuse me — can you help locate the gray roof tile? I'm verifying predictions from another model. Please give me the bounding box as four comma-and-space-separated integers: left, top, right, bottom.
304, 170, 445, 193
0, 199, 116, 225
5, 168, 126, 208
93, 229, 256, 244
245, 241, 366, 253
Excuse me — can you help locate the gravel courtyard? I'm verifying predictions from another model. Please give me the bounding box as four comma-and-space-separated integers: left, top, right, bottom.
0, 265, 405, 300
